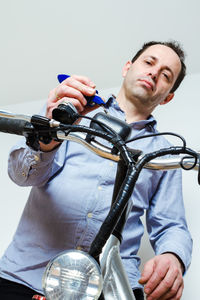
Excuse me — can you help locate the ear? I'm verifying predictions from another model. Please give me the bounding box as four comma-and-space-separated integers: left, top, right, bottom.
122, 61, 132, 78
160, 93, 174, 105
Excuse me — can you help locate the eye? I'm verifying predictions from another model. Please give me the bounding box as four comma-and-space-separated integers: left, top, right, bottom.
163, 73, 170, 81
145, 60, 152, 65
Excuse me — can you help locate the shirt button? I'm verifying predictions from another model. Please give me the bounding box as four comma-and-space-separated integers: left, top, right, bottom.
87, 212, 92, 218
22, 172, 26, 177
98, 186, 102, 190
34, 155, 39, 162
76, 246, 82, 250
109, 162, 113, 167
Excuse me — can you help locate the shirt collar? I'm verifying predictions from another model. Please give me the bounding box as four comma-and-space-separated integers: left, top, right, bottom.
104, 94, 157, 131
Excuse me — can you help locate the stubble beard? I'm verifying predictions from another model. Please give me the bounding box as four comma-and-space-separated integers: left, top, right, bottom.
128, 85, 154, 105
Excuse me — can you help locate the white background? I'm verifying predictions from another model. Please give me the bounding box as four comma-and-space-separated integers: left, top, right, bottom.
0, 1, 200, 298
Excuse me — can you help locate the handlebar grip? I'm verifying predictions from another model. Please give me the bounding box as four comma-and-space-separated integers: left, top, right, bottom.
0, 117, 29, 136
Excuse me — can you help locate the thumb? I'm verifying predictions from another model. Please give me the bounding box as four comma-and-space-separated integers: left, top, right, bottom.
138, 258, 154, 284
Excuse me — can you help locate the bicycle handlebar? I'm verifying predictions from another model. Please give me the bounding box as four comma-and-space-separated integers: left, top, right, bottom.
0, 110, 199, 171
0, 113, 30, 136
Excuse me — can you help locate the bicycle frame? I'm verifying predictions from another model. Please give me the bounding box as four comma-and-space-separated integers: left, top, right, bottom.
0, 110, 199, 300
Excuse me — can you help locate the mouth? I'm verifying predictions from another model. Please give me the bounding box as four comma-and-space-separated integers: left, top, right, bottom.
138, 79, 154, 91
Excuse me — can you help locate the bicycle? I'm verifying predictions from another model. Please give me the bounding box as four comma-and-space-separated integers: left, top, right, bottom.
0, 105, 199, 300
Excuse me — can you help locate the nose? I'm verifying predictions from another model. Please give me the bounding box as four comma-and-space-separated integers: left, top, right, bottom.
147, 68, 159, 82
149, 73, 157, 80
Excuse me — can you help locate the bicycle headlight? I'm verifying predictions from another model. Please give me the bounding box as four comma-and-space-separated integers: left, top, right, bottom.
42, 250, 103, 300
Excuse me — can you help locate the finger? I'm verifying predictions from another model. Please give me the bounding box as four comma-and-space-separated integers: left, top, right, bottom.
46, 96, 84, 120
143, 262, 170, 295
70, 74, 96, 88
56, 97, 85, 113
154, 285, 183, 300
156, 276, 183, 300
139, 259, 155, 284
146, 268, 179, 299
46, 87, 85, 119
171, 284, 183, 300
63, 76, 96, 97
53, 85, 88, 106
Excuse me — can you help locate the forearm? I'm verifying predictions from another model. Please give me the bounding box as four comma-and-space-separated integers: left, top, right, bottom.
147, 169, 192, 273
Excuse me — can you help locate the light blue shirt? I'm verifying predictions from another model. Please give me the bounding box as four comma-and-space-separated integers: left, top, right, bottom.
0, 96, 192, 293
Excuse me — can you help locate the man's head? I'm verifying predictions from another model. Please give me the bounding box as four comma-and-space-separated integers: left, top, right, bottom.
131, 41, 186, 93
120, 41, 185, 118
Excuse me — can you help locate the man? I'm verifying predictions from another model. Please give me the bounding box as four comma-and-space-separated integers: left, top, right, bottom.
0, 41, 192, 300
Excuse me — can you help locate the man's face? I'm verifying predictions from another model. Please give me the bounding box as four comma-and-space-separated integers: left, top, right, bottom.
122, 44, 182, 111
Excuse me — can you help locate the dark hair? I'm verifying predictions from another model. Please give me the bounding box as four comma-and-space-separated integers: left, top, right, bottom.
131, 41, 186, 93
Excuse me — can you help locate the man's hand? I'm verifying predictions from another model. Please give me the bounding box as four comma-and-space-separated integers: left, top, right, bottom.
40, 75, 97, 152
47, 74, 97, 119
138, 253, 184, 300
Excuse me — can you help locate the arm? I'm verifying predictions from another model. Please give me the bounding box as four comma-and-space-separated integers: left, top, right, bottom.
8, 75, 97, 186
139, 169, 192, 300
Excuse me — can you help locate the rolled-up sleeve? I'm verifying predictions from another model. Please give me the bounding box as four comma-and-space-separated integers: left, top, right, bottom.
8, 138, 67, 187
146, 168, 192, 273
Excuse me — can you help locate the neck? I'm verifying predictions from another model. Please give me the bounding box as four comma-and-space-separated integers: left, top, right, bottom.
116, 88, 151, 123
